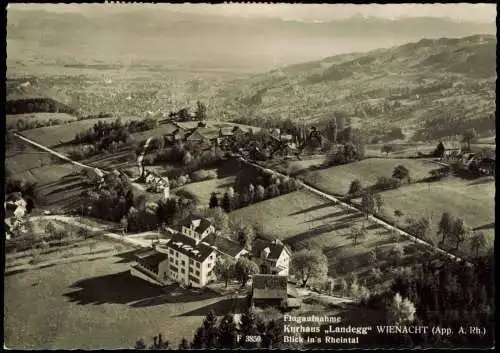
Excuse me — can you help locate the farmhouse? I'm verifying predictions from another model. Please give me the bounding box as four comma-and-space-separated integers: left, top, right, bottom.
252, 274, 288, 308
144, 170, 170, 198
251, 239, 291, 276
130, 216, 247, 288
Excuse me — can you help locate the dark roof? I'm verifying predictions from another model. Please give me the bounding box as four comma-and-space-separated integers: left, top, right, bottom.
179, 216, 213, 235
135, 251, 168, 273
163, 231, 215, 262
252, 239, 289, 260
211, 235, 245, 257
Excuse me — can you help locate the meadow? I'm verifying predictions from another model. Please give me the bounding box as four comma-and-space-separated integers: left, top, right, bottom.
6, 113, 78, 130
300, 158, 439, 196
230, 189, 431, 282
173, 175, 236, 208
4, 242, 233, 349
368, 176, 495, 250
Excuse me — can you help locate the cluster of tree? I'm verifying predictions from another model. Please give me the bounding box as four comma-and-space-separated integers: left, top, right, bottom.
412, 112, 494, 141
167, 101, 207, 122
6, 98, 76, 115
320, 275, 370, 302
14, 117, 63, 131
437, 212, 486, 255
82, 172, 134, 223
74, 118, 157, 149
210, 177, 300, 213
5, 178, 37, 199
371, 128, 406, 144
214, 256, 259, 288
135, 308, 286, 350
125, 196, 196, 233
369, 257, 494, 347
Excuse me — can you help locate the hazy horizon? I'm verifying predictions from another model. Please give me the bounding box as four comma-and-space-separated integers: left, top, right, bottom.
7, 3, 497, 24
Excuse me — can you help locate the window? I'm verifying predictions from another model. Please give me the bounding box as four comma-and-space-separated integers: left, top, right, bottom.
170, 265, 178, 272
196, 262, 200, 268
208, 263, 211, 269
181, 268, 185, 274
169, 249, 173, 255
190, 267, 193, 273
175, 252, 179, 257
182, 260, 185, 266
189, 259, 194, 265
195, 270, 200, 277
209, 255, 213, 260
175, 260, 179, 265
189, 275, 198, 283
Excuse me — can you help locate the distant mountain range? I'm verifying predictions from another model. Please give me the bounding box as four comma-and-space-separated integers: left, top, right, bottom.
209, 34, 496, 141
7, 9, 496, 73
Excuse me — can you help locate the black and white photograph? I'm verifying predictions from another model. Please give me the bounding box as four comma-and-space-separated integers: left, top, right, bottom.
4, 3, 496, 349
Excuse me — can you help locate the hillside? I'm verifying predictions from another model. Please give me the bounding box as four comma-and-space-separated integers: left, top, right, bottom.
212, 35, 496, 141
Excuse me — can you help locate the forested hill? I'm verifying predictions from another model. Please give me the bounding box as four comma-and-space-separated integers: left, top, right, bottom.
212, 35, 496, 142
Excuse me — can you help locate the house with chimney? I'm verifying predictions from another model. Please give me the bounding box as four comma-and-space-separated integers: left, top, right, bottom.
144, 171, 170, 199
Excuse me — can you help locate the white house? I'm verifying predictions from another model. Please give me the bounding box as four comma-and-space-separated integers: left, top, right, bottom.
251, 239, 291, 276
130, 216, 246, 288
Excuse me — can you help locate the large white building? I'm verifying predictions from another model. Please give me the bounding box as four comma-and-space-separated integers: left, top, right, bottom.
130, 216, 247, 287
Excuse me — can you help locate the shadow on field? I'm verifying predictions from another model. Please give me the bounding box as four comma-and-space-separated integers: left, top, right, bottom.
306, 209, 356, 223
177, 297, 246, 317
285, 222, 352, 245
468, 177, 494, 186
64, 271, 220, 307
288, 202, 336, 216
115, 250, 141, 263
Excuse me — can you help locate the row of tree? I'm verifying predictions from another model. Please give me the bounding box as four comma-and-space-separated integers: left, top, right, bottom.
135, 307, 286, 350
209, 178, 301, 213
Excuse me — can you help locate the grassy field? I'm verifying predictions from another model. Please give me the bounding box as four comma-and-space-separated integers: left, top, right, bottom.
20, 116, 141, 147
4, 241, 234, 349
368, 176, 495, 249
230, 189, 430, 280
301, 158, 439, 196
173, 175, 236, 207
7, 113, 78, 130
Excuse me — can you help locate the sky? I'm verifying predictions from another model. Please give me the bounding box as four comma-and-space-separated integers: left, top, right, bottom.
8, 3, 497, 23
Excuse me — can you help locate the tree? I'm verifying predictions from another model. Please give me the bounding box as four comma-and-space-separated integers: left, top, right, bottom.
470, 231, 487, 258
366, 249, 378, 266
325, 117, 338, 143
339, 278, 348, 296
209, 192, 219, 209
255, 185, 265, 201
360, 191, 375, 219
218, 313, 237, 349
45, 221, 57, 237
195, 101, 207, 121
204, 207, 229, 235
351, 223, 367, 246
291, 249, 328, 287
451, 218, 468, 250
239, 308, 259, 348
178, 338, 190, 349
214, 257, 236, 287
374, 193, 384, 214
222, 192, 232, 212
406, 217, 430, 241
392, 165, 410, 183
437, 212, 453, 245
232, 220, 256, 250
192, 309, 219, 349
381, 145, 394, 157
348, 179, 362, 196
183, 151, 193, 165
388, 293, 416, 324
462, 128, 477, 151
234, 258, 259, 288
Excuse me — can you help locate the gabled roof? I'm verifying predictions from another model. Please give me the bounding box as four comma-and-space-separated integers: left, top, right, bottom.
180, 216, 213, 234
252, 239, 290, 260
208, 235, 245, 257
163, 231, 215, 262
